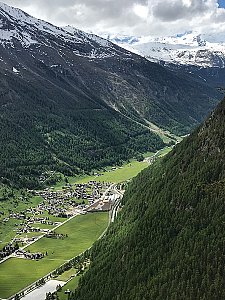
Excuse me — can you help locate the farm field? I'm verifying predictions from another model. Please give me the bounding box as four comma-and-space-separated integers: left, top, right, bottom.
27, 213, 108, 261
75, 160, 149, 184
54, 159, 150, 190
0, 196, 43, 248
0, 258, 58, 299
52, 146, 175, 191
31, 223, 56, 230
0, 212, 108, 299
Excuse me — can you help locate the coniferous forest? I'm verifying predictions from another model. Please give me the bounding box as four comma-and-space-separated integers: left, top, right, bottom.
0, 68, 167, 189
0, 96, 164, 189
0, 10, 220, 189
1, 3, 225, 300
73, 97, 225, 300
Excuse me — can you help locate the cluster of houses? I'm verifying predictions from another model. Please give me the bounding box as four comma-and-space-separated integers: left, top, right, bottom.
0, 241, 44, 261
45, 231, 68, 239
72, 181, 109, 204
16, 224, 41, 235
15, 249, 44, 260
2, 211, 26, 223
14, 236, 37, 244
0, 242, 19, 259
0, 180, 114, 262
34, 181, 111, 215
9, 212, 26, 220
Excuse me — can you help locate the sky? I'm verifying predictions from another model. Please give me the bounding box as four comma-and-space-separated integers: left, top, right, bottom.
2, 0, 225, 37
218, 0, 225, 8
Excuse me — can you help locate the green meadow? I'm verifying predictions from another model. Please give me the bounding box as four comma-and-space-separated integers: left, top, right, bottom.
53, 146, 174, 191
0, 196, 43, 248
57, 276, 81, 300
53, 158, 150, 191
0, 146, 174, 299
0, 212, 108, 299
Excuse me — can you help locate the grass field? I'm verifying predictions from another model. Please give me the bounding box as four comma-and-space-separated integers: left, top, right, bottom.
53, 146, 176, 191
53, 159, 149, 190
0, 258, 59, 298
57, 276, 81, 300
75, 160, 149, 184
31, 223, 56, 230
142, 151, 154, 158
0, 212, 108, 299
57, 268, 77, 282
27, 213, 108, 261
18, 232, 42, 239
70, 147, 174, 185
0, 196, 43, 248
157, 146, 173, 157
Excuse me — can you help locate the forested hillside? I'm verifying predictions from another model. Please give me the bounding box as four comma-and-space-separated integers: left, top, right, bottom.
73, 97, 225, 300
0, 3, 220, 188
0, 69, 164, 188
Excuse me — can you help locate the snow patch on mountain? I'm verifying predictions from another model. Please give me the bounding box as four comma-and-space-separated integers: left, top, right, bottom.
63, 26, 111, 48
0, 2, 69, 47
110, 31, 225, 68
12, 66, 19, 73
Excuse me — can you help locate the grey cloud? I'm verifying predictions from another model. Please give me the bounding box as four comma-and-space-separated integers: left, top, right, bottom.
213, 8, 225, 22
2, 0, 225, 37
5, 0, 147, 16
53, 5, 142, 29
152, 0, 209, 22
3, 0, 147, 29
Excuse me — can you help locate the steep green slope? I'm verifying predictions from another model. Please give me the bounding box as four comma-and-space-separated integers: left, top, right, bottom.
73, 98, 225, 300
0, 67, 165, 188
0, 47, 172, 189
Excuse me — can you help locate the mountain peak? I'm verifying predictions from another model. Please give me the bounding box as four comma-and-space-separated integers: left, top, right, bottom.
0, 2, 121, 60
0, 1, 22, 15
0, 1, 66, 47
0, 2, 220, 192
110, 30, 225, 68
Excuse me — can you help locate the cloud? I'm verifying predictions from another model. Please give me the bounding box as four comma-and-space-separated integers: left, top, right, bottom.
151, 0, 209, 22
1, 0, 225, 37
3, 0, 147, 33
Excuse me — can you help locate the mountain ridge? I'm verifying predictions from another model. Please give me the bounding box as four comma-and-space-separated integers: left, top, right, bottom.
0, 2, 220, 188
109, 31, 225, 68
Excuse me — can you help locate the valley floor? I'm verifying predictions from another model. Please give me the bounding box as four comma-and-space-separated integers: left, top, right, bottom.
0, 146, 173, 299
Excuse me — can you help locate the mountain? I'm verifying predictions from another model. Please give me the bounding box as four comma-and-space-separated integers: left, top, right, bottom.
110, 31, 225, 92
0, 3, 220, 187
73, 95, 225, 300
163, 62, 225, 91
111, 31, 225, 68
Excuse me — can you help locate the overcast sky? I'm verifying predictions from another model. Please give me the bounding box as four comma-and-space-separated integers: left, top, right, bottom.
2, 0, 225, 37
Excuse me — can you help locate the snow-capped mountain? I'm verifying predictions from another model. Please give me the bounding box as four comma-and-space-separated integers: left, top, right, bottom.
110, 31, 225, 68
0, 2, 128, 60
0, 1, 221, 187
0, 1, 219, 133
